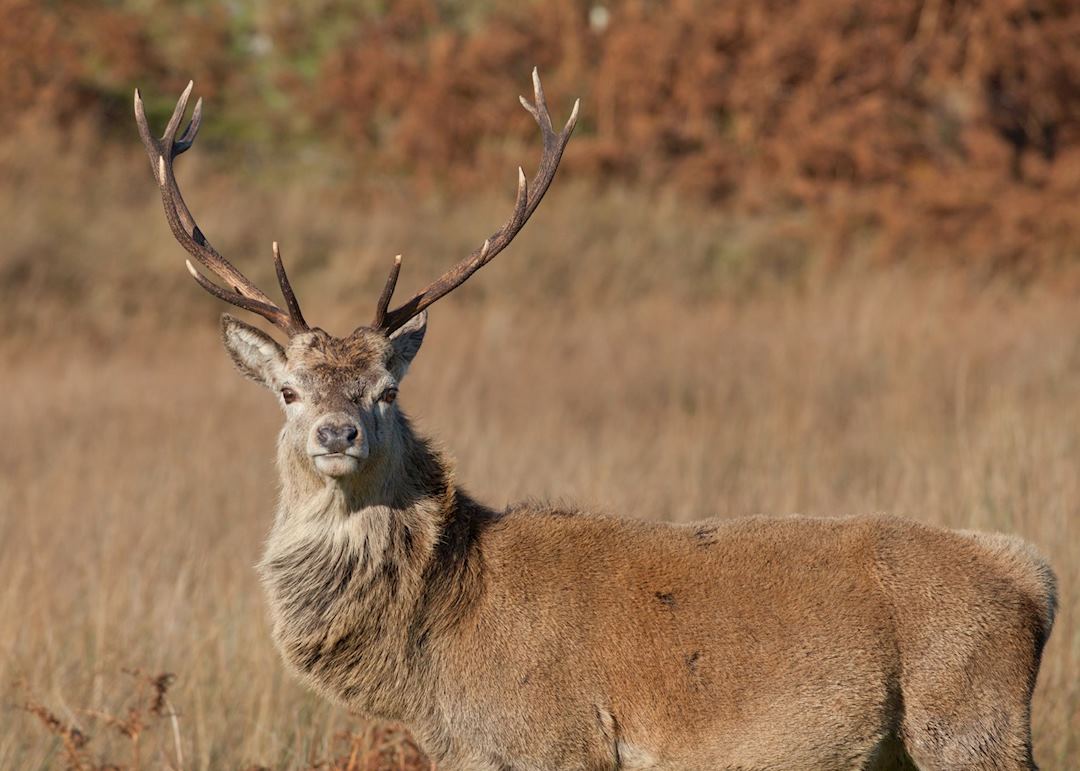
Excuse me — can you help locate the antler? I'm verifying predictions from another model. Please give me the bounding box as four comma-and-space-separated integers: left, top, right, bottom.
134, 82, 310, 336
370, 68, 580, 334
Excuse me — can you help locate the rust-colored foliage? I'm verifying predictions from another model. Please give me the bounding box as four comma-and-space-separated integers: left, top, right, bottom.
306, 724, 432, 771
21, 669, 432, 770
5, 0, 1080, 274
21, 700, 94, 771
0, 0, 86, 125
19, 670, 180, 771
315, 0, 1080, 272
0, 0, 226, 132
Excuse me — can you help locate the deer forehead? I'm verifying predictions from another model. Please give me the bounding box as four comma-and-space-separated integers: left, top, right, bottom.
284, 330, 393, 386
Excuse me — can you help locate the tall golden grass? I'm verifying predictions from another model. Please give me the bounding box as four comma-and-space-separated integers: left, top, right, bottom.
1, 124, 1077, 768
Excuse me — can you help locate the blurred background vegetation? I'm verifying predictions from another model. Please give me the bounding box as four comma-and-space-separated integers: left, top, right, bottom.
5, 0, 1080, 331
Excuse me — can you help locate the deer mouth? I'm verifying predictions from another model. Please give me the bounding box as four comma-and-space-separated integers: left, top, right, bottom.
312, 452, 363, 477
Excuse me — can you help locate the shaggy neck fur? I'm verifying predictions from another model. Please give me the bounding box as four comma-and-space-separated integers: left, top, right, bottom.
257, 411, 492, 721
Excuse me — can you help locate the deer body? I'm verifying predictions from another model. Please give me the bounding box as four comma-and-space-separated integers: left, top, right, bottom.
136, 74, 1056, 770
256, 386, 1055, 770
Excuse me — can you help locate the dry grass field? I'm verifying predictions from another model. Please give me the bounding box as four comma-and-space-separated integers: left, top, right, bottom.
1, 99, 1078, 768
2, 265, 1078, 767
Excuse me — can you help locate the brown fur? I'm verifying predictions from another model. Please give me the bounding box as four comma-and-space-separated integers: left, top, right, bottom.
218, 319, 1055, 770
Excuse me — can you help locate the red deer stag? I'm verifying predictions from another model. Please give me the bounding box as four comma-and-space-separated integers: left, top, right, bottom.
135, 72, 1055, 770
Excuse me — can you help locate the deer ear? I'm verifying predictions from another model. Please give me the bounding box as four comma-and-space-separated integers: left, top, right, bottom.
388, 311, 427, 380
221, 314, 287, 387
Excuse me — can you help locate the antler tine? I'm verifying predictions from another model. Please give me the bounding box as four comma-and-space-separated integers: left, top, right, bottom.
371, 254, 403, 329
184, 260, 297, 329
374, 69, 578, 335
273, 242, 308, 330
135, 84, 310, 336
175, 96, 203, 155
162, 80, 193, 146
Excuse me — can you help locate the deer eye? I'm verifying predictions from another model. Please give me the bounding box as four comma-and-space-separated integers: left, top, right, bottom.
381, 386, 398, 404
281, 387, 299, 404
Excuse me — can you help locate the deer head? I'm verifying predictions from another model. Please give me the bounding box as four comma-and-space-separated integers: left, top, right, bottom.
135, 71, 577, 480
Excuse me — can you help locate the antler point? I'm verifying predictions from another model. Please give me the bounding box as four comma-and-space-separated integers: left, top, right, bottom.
178, 80, 194, 106
134, 88, 147, 126
157, 156, 166, 185
185, 260, 198, 278
565, 99, 581, 134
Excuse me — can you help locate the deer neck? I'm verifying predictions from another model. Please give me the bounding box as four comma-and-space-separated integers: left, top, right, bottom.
274, 413, 450, 525
257, 415, 485, 718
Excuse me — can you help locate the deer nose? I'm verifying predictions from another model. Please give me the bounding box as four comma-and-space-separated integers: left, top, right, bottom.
316, 423, 359, 453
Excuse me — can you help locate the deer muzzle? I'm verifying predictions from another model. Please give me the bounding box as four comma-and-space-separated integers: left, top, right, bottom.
309, 413, 368, 477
